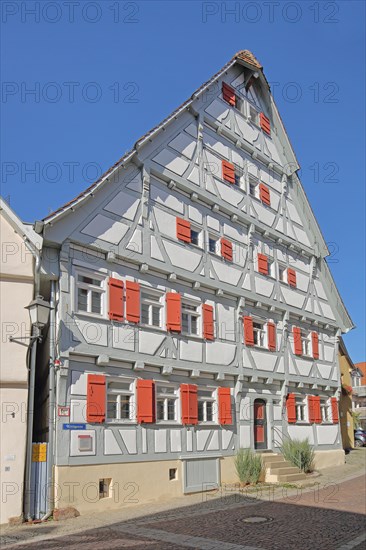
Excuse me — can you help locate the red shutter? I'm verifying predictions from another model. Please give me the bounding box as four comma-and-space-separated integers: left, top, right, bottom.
218, 387, 232, 425
108, 277, 124, 322
243, 316, 254, 346
202, 304, 214, 341
137, 379, 155, 423
308, 395, 315, 423
286, 393, 296, 424
331, 397, 339, 424
293, 327, 302, 356
221, 238, 233, 261
257, 253, 268, 275
313, 396, 321, 423
166, 293, 181, 332
222, 160, 236, 184
259, 183, 271, 206
312, 331, 319, 359
86, 374, 106, 423
222, 82, 236, 106
126, 281, 140, 323
181, 384, 198, 425
287, 268, 297, 288
267, 322, 276, 351
176, 217, 191, 243
260, 112, 271, 135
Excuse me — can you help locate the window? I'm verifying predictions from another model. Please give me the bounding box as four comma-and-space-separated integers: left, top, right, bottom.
320, 399, 331, 422
190, 227, 201, 247
208, 235, 219, 254
296, 398, 307, 422
107, 379, 135, 422
249, 106, 259, 125
301, 331, 312, 357
278, 264, 287, 283
182, 301, 200, 336
253, 320, 266, 348
156, 384, 178, 422
198, 389, 216, 422
141, 289, 163, 327
249, 176, 259, 199
235, 94, 244, 113
169, 468, 177, 481
267, 257, 275, 278
99, 478, 111, 499
76, 271, 105, 315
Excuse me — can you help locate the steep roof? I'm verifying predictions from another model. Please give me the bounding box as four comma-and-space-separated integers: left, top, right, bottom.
0, 196, 42, 254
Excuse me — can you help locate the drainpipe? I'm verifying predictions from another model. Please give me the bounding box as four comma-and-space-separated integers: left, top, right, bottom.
41, 280, 56, 520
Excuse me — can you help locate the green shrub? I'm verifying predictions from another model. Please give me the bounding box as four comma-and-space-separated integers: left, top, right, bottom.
234, 448, 263, 484
280, 438, 315, 473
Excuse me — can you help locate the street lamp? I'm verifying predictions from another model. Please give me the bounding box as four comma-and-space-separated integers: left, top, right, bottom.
25, 295, 51, 330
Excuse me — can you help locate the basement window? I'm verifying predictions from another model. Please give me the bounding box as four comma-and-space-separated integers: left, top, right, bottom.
169, 468, 177, 481
99, 478, 111, 499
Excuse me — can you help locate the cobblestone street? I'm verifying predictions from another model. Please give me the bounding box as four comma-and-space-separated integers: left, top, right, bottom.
1, 463, 365, 550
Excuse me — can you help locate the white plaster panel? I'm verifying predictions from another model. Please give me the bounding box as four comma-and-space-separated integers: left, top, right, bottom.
273, 404, 282, 421
168, 133, 196, 159
265, 137, 282, 165
316, 425, 339, 445
141, 427, 147, 453
240, 396, 251, 421
74, 318, 108, 347
70, 430, 95, 456
104, 191, 140, 221
253, 203, 276, 227
126, 228, 142, 254
295, 359, 313, 377
239, 425, 251, 447
151, 235, 165, 262
215, 180, 242, 208
187, 166, 200, 185
205, 99, 229, 122
70, 370, 87, 396
186, 430, 193, 452
150, 182, 184, 214
277, 356, 285, 374
235, 115, 257, 144
320, 302, 336, 321
296, 272, 309, 293
287, 425, 314, 444
234, 244, 246, 267
207, 431, 220, 451
185, 123, 198, 138
179, 339, 203, 362
206, 341, 236, 365
70, 399, 86, 423
251, 350, 277, 372
254, 276, 274, 298
314, 279, 327, 300
223, 223, 247, 243
163, 240, 202, 271
288, 356, 297, 375
318, 364, 332, 380
139, 331, 166, 355
119, 429, 137, 454
324, 344, 335, 363
125, 171, 142, 193
152, 149, 189, 176
293, 226, 311, 247
204, 132, 229, 158
104, 429, 123, 455
242, 274, 251, 290
170, 429, 182, 452
217, 303, 235, 342
81, 215, 129, 245
286, 201, 302, 226
197, 430, 210, 451
188, 205, 203, 225
112, 325, 136, 351
222, 429, 234, 450
207, 216, 220, 232
281, 287, 305, 309
211, 259, 241, 286
154, 429, 167, 453
153, 208, 177, 240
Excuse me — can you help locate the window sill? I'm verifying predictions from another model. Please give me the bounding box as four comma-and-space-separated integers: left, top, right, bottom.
155, 421, 181, 426
180, 333, 203, 341
197, 422, 218, 427
105, 420, 137, 426
74, 311, 107, 321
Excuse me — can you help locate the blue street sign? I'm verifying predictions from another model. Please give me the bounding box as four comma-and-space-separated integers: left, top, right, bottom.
62, 423, 86, 430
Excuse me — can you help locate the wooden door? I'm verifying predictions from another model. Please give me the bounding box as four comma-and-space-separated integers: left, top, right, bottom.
254, 399, 267, 450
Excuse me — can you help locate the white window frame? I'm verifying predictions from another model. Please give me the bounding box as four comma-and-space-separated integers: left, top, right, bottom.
181, 299, 201, 337
74, 268, 106, 318
320, 399, 331, 423
248, 104, 259, 126
295, 397, 307, 423
301, 331, 312, 357
249, 175, 260, 199
140, 287, 164, 329
156, 383, 179, 423
267, 257, 275, 278
253, 319, 266, 349
208, 234, 219, 255
190, 225, 203, 248
278, 263, 287, 283
197, 388, 217, 424
106, 378, 136, 423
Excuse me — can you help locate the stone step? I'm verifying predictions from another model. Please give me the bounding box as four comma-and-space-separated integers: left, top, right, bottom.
269, 467, 300, 476
267, 460, 294, 470
277, 472, 307, 482
261, 455, 284, 464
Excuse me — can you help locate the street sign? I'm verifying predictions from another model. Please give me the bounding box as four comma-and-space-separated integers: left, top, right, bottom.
62, 423, 86, 430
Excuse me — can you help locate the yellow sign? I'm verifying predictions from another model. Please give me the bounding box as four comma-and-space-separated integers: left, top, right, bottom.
32, 443, 47, 462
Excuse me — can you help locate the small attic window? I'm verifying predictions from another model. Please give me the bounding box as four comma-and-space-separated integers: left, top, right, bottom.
249, 106, 259, 125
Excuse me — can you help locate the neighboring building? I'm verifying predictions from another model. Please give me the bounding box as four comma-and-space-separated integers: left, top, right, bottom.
338, 338, 354, 449
352, 362, 366, 429
34, 51, 354, 515
0, 198, 41, 524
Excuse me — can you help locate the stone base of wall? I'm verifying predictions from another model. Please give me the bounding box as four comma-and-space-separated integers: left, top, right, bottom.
220, 456, 237, 484
313, 449, 345, 470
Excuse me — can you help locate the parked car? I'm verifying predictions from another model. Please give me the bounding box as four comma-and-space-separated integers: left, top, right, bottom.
354, 430, 366, 447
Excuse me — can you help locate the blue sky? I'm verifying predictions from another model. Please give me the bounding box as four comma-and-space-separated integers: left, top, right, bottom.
1, 1, 365, 361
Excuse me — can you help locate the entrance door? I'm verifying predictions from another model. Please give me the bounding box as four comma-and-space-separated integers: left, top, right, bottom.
254, 399, 267, 450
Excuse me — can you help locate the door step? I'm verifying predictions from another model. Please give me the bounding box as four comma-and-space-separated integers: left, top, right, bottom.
259, 453, 307, 483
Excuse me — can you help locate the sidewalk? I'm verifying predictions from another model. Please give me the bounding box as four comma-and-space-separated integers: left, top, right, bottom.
1, 448, 365, 548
